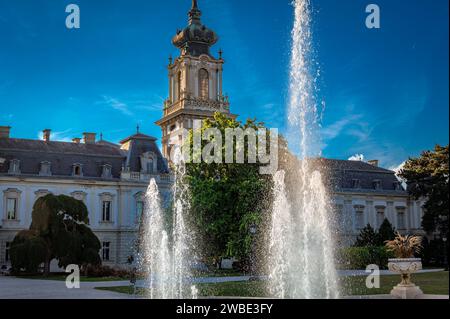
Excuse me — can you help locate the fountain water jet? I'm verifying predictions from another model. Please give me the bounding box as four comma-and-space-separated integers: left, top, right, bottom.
268, 0, 339, 299
138, 148, 194, 299
139, 179, 172, 299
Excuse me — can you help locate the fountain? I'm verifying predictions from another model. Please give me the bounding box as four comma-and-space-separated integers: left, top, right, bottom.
268, 0, 340, 299
138, 148, 194, 299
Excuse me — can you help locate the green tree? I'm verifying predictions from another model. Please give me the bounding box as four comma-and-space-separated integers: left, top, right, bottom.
10, 194, 101, 275
10, 230, 47, 274
354, 224, 378, 247
398, 145, 449, 237
185, 113, 272, 267
377, 218, 396, 245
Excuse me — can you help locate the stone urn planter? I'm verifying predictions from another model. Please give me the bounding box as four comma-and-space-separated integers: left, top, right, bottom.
388, 258, 424, 299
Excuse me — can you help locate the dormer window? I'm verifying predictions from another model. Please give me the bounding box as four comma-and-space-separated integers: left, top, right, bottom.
352, 179, 360, 189
72, 163, 83, 177
101, 164, 112, 179
393, 181, 402, 191
39, 161, 52, 176
373, 180, 382, 190
140, 152, 157, 175
8, 159, 20, 174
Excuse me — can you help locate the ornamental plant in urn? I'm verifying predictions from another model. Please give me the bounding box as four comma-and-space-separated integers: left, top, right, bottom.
385, 233, 423, 299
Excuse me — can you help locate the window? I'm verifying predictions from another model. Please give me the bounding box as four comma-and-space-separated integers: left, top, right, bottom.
39, 161, 51, 176
352, 179, 360, 189
136, 201, 144, 223
147, 160, 154, 174
199, 69, 209, 99
376, 210, 385, 228
140, 152, 157, 175
356, 212, 364, 229
102, 242, 110, 261
73, 164, 83, 177
6, 198, 17, 220
393, 181, 402, 191
177, 71, 182, 101
355, 206, 365, 230
5, 242, 10, 262
397, 211, 406, 230
101, 164, 112, 179
373, 180, 382, 190
102, 201, 112, 222
8, 159, 20, 174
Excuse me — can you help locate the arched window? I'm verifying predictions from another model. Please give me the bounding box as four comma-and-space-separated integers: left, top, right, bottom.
72, 163, 83, 177
177, 71, 182, 101
198, 69, 209, 99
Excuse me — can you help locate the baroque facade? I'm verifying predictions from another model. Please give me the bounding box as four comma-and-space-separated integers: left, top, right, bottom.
0, 0, 424, 269
0, 128, 172, 269
321, 159, 425, 245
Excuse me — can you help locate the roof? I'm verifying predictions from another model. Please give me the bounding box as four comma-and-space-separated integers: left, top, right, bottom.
119, 133, 157, 145
315, 158, 407, 195
123, 137, 169, 174
0, 134, 168, 180
0, 138, 125, 179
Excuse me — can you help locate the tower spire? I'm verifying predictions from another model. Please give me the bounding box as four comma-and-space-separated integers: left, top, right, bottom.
188, 0, 201, 25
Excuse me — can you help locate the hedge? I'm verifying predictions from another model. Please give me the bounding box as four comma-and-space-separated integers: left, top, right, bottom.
337, 246, 394, 270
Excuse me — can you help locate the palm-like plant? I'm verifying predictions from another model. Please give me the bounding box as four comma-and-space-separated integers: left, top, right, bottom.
385, 232, 423, 258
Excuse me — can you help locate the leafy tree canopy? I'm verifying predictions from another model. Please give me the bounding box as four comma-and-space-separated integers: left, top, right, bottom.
185, 113, 273, 265
10, 194, 101, 274
398, 145, 449, 236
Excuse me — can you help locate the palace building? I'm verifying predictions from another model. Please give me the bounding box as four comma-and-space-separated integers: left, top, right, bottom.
0, 0, 425, 270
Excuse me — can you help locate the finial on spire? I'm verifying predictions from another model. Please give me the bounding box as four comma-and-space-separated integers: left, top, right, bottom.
188, 0, 201, 25
136, 124, 140, 134
218, 49, 223, 59
100, 133, 103, 141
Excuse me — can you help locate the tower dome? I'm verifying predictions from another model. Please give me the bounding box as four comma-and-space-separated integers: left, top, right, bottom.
172, 0, 218, 57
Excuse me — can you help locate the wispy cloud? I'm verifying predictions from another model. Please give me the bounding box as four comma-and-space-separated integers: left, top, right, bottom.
96, 94, 164, 116
97, 95, 134, 116
37, 129, 74, 142
321, 114, 363, 140
1, 113, 13, 121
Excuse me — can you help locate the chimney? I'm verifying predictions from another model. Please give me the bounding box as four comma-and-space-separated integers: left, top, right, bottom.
42, 129, 51, 142
368, 160, 379, 167
0, 126, 11, 139
83, 132, 96, 144
72, 137, 81, 144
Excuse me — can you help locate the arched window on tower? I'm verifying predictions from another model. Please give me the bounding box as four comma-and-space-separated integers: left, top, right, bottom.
199, 68, 209, 99
177, 71, 182, 101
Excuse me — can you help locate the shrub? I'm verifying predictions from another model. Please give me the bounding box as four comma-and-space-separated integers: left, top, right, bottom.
10, 230, 47, 274
354, 224, 378, 247
377, 219, 396, 244
337, 246, 394, 270
83, 264, 132, 278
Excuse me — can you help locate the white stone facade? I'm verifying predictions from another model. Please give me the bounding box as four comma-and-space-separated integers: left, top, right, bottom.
333, 191, 425, 246
0, 175, 172, 269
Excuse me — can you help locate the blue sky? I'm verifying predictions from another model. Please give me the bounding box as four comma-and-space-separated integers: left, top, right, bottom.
0, 0, 448, 169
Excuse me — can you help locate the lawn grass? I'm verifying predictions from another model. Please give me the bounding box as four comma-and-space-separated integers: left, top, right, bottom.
341, 271, 449, 296
95, 271, 449, 297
